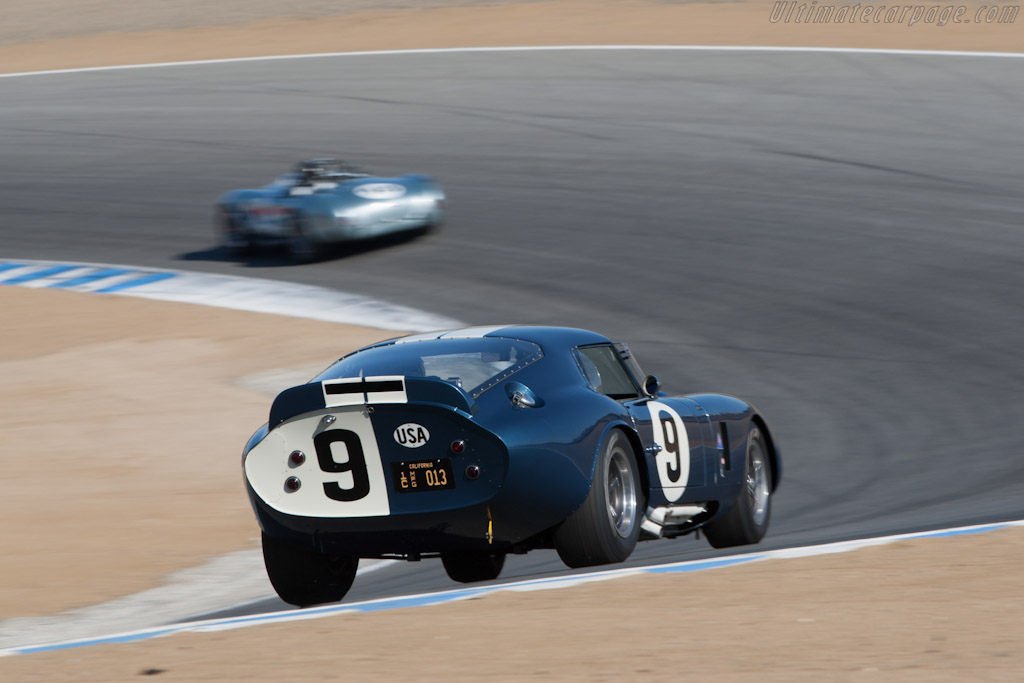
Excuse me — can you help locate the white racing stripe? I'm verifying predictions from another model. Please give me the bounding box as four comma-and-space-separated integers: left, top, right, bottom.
2, 518, 1022, 657
439, 325, 509, 339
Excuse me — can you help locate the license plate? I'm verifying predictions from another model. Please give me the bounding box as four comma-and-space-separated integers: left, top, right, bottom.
391, 458, 455, 493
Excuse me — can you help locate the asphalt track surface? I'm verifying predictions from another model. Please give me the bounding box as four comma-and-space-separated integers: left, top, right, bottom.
4, 50, 1023, 617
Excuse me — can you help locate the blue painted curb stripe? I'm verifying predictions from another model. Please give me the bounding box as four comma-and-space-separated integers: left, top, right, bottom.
646, 556, 757, 573
13, 629, 181, 656
94, 272, 177, 293
0, 259, 462, 331
47, 268, 135, 289
1, 264, 79, 285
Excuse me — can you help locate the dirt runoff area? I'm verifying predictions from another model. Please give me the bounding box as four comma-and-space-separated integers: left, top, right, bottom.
1, 0, 1022, 74
0, 288, 391, 618
2, 0, 1024, 679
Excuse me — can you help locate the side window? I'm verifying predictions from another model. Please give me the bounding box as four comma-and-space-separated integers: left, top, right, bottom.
613, 342, 648, 389
573, 345, 640, 400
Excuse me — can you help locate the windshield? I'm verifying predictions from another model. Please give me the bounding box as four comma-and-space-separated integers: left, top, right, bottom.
315, 337, 544, 399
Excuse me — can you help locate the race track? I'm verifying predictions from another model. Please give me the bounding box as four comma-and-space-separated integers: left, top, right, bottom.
4, 49, 1023, 614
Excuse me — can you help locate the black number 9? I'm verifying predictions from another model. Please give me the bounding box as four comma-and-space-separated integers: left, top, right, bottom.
659, 412, 682, 484
314, 429, 370, 502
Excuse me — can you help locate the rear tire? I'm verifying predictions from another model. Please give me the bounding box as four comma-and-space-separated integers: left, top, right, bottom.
440, 551, 505, 583
554, 429, 644, 568
262, 532, 358, 607
704, 425, 772, 548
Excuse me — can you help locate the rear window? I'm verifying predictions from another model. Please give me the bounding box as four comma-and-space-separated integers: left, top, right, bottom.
316, 337, 543, 399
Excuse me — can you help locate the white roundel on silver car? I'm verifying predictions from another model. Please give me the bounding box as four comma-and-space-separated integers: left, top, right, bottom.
353, 183, 407, 200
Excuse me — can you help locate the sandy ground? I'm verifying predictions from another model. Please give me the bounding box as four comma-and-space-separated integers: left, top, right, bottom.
1, 0, 1022, 75
2, 0, 1022, 679
0, 287, 391, 617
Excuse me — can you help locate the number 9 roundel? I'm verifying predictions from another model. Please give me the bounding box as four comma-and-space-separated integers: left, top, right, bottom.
244, 410, 391, 518
648, 400, 690, 502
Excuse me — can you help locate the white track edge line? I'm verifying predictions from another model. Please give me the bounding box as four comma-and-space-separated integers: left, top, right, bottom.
2, 44, 1023, 80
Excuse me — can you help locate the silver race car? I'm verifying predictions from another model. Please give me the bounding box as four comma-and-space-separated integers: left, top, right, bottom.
216, 159, 446, 260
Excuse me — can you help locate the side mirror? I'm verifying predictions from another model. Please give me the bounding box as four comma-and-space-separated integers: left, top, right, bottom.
643, 375, 660, 397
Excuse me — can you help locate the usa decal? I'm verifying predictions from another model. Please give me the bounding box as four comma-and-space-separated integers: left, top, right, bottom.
394, 423, 430, 448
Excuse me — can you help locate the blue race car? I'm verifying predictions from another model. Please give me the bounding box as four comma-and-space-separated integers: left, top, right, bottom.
243, 326, 781, 606
216, 158, 445, 261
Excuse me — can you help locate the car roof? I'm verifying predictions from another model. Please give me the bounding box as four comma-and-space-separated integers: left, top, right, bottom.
378, 325, 612, 350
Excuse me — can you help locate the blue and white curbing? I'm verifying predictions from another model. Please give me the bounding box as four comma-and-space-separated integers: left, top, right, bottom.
2, 519, 1022, 657
0, 259, 461, 332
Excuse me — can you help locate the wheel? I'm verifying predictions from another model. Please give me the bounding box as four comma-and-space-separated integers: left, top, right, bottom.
286, 216, 322, 262
219, 208, 252, 255
261, 532, 358, 607
704, 425, 772, 549
554, 429, 644, 568
440, 551, 506, 583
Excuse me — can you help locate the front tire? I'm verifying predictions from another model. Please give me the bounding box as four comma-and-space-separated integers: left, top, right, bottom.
554, 429, 644, 568
219, 208, 251, 255
286, 216, 322, 262
440, 551, 505, 583
704, 425, 772, 548
262, 532, 358, 607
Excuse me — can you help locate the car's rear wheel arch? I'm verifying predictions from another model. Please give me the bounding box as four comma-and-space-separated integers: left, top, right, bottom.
554, 426, 646, 568
619, 425, 651, 506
